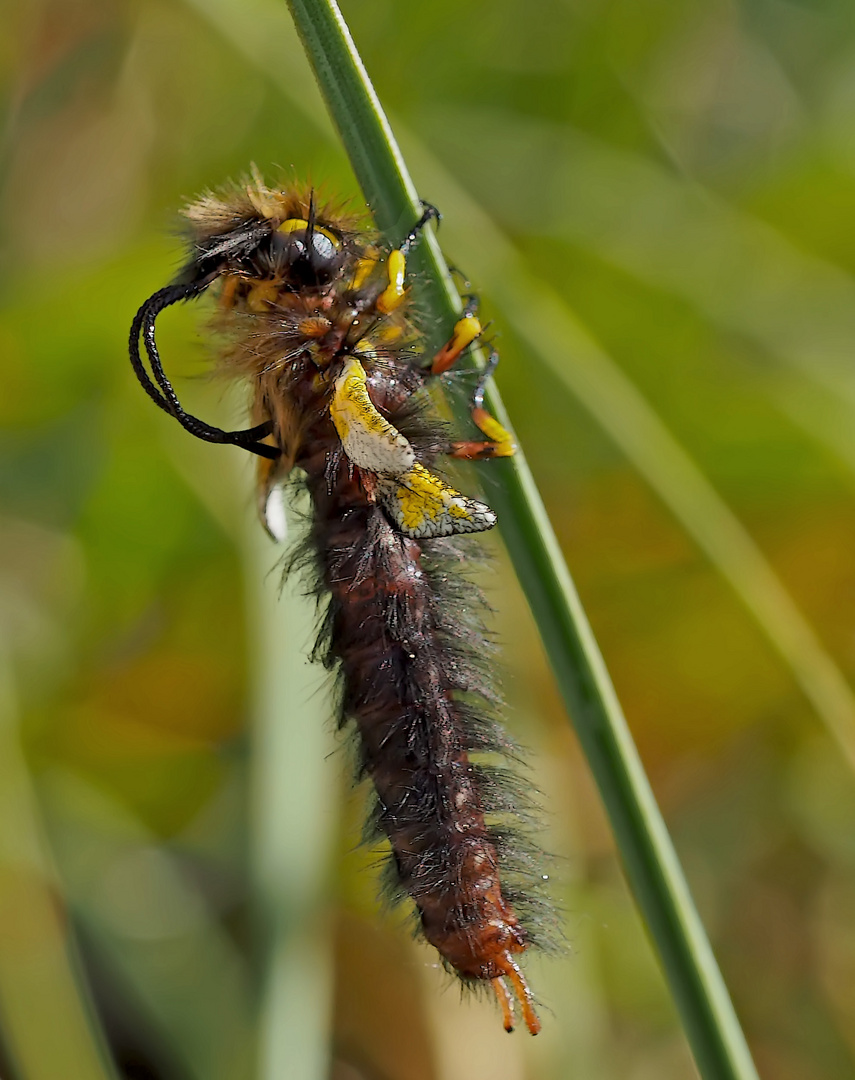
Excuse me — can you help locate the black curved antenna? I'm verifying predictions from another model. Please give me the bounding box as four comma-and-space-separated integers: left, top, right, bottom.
129, 273, 277, 459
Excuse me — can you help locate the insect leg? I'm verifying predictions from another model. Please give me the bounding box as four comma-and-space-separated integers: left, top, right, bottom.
447, 350, 516, 460
431, 294, 483, 376
399, 201, 441, 256
376, 202, 441, 314
428, 287, 515, 460
373, 204, 514, 459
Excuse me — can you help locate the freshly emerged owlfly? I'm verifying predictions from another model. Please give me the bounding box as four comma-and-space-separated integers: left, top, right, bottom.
129, 175, 552, 1034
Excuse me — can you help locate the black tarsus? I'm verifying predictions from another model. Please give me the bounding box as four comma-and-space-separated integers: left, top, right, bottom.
474, 350, 501, 411
460, 293, 480, 319
399, 201, 441, 256
129, 275, 278, 460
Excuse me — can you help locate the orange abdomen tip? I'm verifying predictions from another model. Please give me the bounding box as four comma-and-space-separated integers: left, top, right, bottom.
492, 977, 515, 1033
493, 956, 541, 1035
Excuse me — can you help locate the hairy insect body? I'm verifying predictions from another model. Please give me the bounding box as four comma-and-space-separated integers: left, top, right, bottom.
130, 177, 549, 1034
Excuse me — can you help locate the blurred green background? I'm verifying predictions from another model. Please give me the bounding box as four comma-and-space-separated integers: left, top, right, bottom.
4, 0, 855, 1077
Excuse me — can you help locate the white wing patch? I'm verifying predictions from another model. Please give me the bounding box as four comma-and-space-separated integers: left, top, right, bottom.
261, 483, 289, 543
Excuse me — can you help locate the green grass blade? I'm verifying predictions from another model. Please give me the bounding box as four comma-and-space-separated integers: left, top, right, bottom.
281, 2, 759, 1078
284, 0, 468, 326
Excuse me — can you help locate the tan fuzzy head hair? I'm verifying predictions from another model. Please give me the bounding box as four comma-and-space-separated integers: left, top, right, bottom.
182, 166, 369, 241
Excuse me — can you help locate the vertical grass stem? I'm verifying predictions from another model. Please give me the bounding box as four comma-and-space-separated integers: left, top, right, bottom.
282, 2, 760, 1077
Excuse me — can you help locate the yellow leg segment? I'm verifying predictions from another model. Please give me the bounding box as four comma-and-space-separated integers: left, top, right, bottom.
449, 350, 516, 460
377, 249, 407, 313
432, 314, 482, 374
376, 203, 441, 313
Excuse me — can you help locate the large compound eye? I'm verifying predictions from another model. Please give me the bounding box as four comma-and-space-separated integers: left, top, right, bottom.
310, 231, 336, 262
277, 218, 343, 285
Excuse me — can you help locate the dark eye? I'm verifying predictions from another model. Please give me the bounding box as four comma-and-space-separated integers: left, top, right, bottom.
272, 219, 343, 286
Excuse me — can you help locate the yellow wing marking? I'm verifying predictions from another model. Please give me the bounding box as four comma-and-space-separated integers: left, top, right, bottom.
330, 356, 497, 538
330, 355, 415, 475
379, 463, 497, 539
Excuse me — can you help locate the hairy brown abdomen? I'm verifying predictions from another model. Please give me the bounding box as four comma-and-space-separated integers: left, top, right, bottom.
292, 370, 531, 982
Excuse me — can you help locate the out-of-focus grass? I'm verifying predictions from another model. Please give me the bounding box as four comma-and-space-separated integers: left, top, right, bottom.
244, 497, 339, 1080
42, 769, 253, 1080
0, 663, 118, 1080
4, 0, 855, 1078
